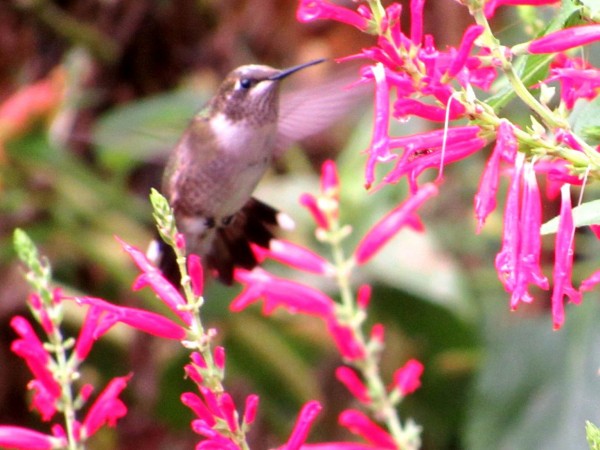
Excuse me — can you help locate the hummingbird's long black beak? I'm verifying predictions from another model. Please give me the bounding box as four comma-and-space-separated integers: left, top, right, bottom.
268, 58, 327, 81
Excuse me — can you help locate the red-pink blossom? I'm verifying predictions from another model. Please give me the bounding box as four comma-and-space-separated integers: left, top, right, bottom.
232, 268, 336, 318
410, 0, 425, 44
365, 63, 392, 189
354, 183, 437, 264
485, 0, 559, 18
528, 24, 600, 54
474, 121, 518, 232
252, 240, 334, 275
188, 254, 204, 297
338, 409, 396, 448
82, 375, 131, 438
120, 238, 192, 325
0, 426, 62, 450
243, 394, 259, 426
182, 392, 217, 427
551, 184, 582, 329
327, 320, 366, 361
296, 0, 370, 31
300, 193, 330, 230
321, 159, 339, 197
214, 346, 225, 370
495, 154, 549, 309
546, 54, 600, 109
281, 401, 323, 450
580, 270, 600, 293
74, 306, 103, 360
356, 285, 372, 310
335, 367, 369, 403
393, 359, 424, 396
77, 296, 187, 340
447, 25, 484, 78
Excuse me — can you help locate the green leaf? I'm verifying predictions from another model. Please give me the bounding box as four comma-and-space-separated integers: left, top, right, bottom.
92, 89, 208, 173
571, 97, 600, 146
487, 2, 582, 113
541, 200, 600, 235
587, 421, 600, 450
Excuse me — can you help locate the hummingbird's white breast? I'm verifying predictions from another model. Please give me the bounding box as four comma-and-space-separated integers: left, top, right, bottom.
209, 112, 277, 215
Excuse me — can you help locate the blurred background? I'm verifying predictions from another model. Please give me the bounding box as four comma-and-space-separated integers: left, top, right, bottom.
1, 1, 600, 449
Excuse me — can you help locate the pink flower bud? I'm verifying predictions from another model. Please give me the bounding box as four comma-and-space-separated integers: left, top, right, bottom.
243, 394, 259, 425
82, 375, 131, 438
551, 184, 582, 329
284, 401, 322, 450
0, 426, 61, 450
187, 253, 204, 297
335, 366, 369, 403
356, 284, 372, 309
393, 359, 424, 396
214, 346, 225, 370
528, 24, 600, 54
354, 183, 437, 264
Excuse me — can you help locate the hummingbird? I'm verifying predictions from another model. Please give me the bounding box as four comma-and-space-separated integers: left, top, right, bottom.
154, 58, 364, 284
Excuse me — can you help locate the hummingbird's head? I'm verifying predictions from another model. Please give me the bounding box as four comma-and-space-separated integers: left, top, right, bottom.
212, 59, 326, 126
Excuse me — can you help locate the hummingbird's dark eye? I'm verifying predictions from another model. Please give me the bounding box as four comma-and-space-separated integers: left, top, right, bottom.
239, 78, 252, 89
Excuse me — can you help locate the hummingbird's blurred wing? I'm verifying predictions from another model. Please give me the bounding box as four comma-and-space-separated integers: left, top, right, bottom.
275, 73, 371, 155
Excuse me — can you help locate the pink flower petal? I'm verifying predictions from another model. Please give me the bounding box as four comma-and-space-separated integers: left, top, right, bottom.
354, 183, 438, 264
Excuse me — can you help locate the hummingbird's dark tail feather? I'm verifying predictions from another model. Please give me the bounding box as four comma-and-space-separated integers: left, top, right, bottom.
153, 198, 284, 287
206, 198, 280, 285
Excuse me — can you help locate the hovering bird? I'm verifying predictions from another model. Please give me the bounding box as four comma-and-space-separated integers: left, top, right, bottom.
154, 58, 365, 284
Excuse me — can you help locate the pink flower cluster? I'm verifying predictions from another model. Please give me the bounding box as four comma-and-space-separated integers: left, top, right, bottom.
233, 161, 429, 448
1, 287, 131, 449
297, 0, 600, 328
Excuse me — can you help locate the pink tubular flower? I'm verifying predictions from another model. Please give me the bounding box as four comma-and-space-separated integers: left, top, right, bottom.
327, 319, 366, 360
365, 63, 392, 189
474, 122, 511, 233
182, 392, 217, 427
252, 240, 334, 275
77, 296, 187, 341
119, 237, 192, 325
10, 317, 61, 420
546, 53, 600, 109
447, 25, 484, 78
321, 159, 339, 198
0, 426, 62, 450
243, 394, 259, 426
551, 184, 582, 329
338, 410, 396, 448
528, 24, 600, 54
410, 0, 425, 44
300, 193, 330, 230
281, 401, 322, 450
495, 155, 549, 309
188, 254, 204, 297
82, 375, 131, 438
335, 367, 369, 403
74, 306, 103, 360
485, 0, 559, 18
393, 359, 424, 396
232, 268, 336, 319
354, 182, 438, 264
297, 0, 370, 31
581, 270, 600, 293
